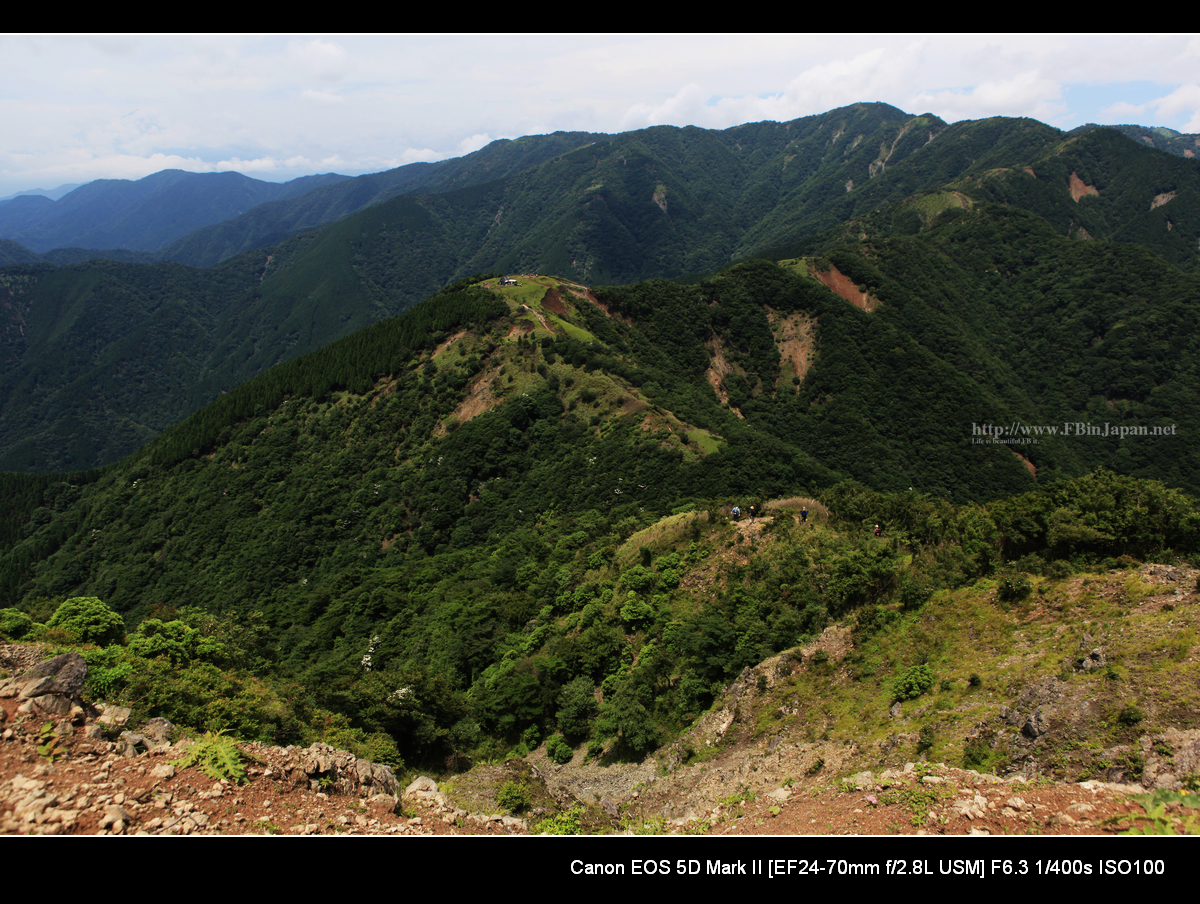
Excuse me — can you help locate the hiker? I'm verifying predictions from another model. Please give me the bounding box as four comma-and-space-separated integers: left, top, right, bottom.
800, 507, 808, 523
873, 523, 882, 537
748, 504, 756, 522
732, 505, 741, 522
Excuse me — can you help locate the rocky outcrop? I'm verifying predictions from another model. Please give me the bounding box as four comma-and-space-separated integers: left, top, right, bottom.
0, 652, 91, 721
275, 741, 401, 800
1141, 729, 1200, 790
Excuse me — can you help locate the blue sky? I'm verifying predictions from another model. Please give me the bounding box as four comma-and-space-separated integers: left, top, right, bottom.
1, 34, 1197, 196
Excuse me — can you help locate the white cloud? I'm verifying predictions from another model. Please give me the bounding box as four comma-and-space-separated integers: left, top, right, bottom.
1150, 83, 1200, 131
0, 34, 1197, 196
911, 70, 1067, 124
287, 38, 350, 82
303, 88, 344, 104
456, 133, 494, 155
1101, 100, 1150, 122
397, 148, 441, 165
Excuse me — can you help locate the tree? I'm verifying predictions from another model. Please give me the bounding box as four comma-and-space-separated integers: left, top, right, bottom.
556, 676, 599, 742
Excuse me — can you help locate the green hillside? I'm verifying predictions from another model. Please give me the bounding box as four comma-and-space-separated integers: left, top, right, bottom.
6, 107, 1199, 474
3, 263, 1200, 776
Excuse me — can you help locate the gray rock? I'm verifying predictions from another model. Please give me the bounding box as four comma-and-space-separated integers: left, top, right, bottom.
141, 717, 174, 744
405, 775, 438, 796
1022, 708, 1049, 739
98, 705, 132, 730
1, 653, 88, 715
1077, 648, 1107, 673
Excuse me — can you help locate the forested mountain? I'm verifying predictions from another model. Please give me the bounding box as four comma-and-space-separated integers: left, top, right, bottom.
2, 103, 1198, 478
3, 267, 1198, 775
3, 103, 1200, 788
1071, 122, 1200, 160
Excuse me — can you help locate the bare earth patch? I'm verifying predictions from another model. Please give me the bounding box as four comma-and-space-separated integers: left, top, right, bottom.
767, 307, 816, 390
1069, 172, 1100, 202
1151, 191, 1176, 210
705, 335, 745, 418
810, 263, 878, 312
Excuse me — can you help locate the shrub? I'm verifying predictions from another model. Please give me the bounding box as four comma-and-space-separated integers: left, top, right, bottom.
897, 574, 932, 610
1117, 704, 1145, 726
0, 608, 35, 640
997, 573, 1032, 603
496, 781, 530, 814
545, 733, 573, 764
47, 597, 125, 646
596, 680, 658, 758
537, 803, 585, 835
893, 664, 934, 702
127, 618, 227, 666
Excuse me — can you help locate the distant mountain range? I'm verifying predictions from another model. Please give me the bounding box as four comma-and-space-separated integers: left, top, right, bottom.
1, 104, 1198, 475
0, 169, 352, 254
0, 183, 82, 203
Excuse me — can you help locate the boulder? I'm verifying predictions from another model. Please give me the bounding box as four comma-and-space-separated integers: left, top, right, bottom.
1, 653, 89, 719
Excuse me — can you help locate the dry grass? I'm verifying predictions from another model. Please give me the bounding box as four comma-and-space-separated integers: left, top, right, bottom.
613, 511, 706, 568
767, 496, 829, 520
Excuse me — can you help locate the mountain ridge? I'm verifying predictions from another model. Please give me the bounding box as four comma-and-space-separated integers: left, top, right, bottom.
2, 105, 1199, 477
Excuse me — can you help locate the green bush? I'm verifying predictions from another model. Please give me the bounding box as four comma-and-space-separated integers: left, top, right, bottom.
997, 574, 1032, 603
496, 781, 530, 814
893, 664, 934, 702
897, 574, 932, 610
596, 679, 659, 758
0, 608, 35, 640
537, 803, 586, 834
82, 646, 137, 700
47, 597, 125, 646
127, 618, 227, 666
1118, 704, 1146, 726
545, 733, 573, 764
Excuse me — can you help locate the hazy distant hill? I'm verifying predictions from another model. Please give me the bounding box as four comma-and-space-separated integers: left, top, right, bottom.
0, 182, 81, 202
0, 169, 351, 254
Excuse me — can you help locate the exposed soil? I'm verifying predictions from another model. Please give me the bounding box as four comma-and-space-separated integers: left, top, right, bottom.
698, 765, 1145, 836
1069, 172, 1100, 202
0, 677, 527, 836
541, 286, 567, 316
704, 335, 745, 418
766, 307, 816, 391
576, 287, 632, 325
1151, 191, 1176, 210
810, 263, 878, 312
437, 361, 504, 434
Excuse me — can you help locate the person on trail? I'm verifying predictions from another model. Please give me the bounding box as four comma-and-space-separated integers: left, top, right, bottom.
732, 505, 741, 522
801, 507, 808, 523
748, 504, 756, 522
873, 523, 882, 537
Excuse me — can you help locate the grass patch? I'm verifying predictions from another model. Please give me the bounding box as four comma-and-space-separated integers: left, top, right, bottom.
687, 428, 722, 456
614, 512, 707, 568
